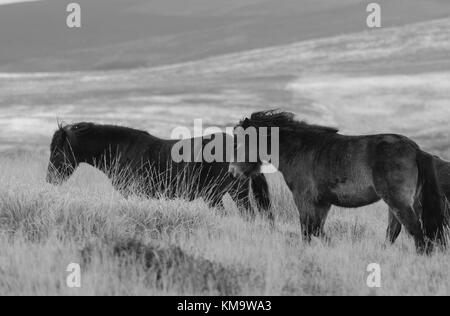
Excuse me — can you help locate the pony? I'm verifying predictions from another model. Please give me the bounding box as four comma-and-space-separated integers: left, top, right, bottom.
229, 110, 448, 254
46, 122, 272, 217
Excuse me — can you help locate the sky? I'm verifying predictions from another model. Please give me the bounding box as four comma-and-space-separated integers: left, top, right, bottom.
0, 0, 40, 5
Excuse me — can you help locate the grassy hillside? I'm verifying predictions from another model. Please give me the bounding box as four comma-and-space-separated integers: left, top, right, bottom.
1, 17, 449, 157
2, 0, 450, 72
1, 151, 450, 295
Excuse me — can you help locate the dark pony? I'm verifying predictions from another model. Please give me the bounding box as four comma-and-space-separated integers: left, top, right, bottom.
229, 110, 448, 254
47, 122, 272, 218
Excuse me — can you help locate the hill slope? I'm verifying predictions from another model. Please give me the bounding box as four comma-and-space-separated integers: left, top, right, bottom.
2, 0, 450, 72
0, 17, 449, 156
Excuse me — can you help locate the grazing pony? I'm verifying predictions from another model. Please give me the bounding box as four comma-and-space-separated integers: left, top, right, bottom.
47, 122, 271, 217
229, 110, 448, 254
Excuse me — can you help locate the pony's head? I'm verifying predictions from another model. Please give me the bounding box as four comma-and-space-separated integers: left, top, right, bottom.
229, 110, 291, 179
228, 120, 262, 179
228, 109, 338, 179
46, 122, 100, 184
47, 121, 151, 185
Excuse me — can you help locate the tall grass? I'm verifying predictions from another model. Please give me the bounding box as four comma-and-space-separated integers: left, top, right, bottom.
0, 150, 450, 295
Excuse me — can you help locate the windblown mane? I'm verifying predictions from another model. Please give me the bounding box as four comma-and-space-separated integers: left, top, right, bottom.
239, 110, 339, 134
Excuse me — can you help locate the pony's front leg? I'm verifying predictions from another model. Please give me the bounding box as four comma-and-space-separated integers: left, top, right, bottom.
207, 196, 225, 210
235, 187, 255, 219
250, 174, 274, 222
294, 193, 331, 242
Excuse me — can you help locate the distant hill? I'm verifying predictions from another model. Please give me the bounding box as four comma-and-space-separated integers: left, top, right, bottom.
1, 0, 450, 72
1, 16, 449, 155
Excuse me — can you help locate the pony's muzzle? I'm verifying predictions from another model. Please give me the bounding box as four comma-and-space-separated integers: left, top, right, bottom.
46, 167, 64, 185
46, 171, 58, 185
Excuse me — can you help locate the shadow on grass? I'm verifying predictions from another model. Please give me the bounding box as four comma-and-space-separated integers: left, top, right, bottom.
81, 239, 263, 295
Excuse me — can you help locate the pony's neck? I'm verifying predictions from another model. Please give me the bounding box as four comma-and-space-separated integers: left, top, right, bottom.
276, 137, 297, 176
81, 132, 159, 171
274, 130, 335, 177
83, 144, 123, 172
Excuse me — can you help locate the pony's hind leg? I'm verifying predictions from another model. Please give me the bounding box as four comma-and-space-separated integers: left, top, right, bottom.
387, 197, 426, 245
376, 178, 426, 252
390, 205, 426, 253
373, 143, 428, 253
386, 209, 402, 244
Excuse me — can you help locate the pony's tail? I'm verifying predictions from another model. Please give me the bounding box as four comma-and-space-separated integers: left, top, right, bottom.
417, 151, 449, 249
250, 174, 273, 221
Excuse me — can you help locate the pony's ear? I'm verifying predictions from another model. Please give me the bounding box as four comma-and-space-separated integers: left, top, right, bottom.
57, 118, 66, 131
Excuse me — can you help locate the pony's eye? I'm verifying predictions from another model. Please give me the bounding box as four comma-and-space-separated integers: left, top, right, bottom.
71, 123, 90, 133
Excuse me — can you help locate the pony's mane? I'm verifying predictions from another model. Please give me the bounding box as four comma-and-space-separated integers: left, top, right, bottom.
50, 122, 151, 151
239, 110, 339, 134
60, 122, 150, 137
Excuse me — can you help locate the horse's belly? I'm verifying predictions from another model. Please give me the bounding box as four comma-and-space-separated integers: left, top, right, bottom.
329, 180, 380, 208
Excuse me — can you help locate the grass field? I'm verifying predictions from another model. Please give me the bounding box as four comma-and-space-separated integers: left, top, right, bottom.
0, 150, 449, 296
1, 5, 450, 296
